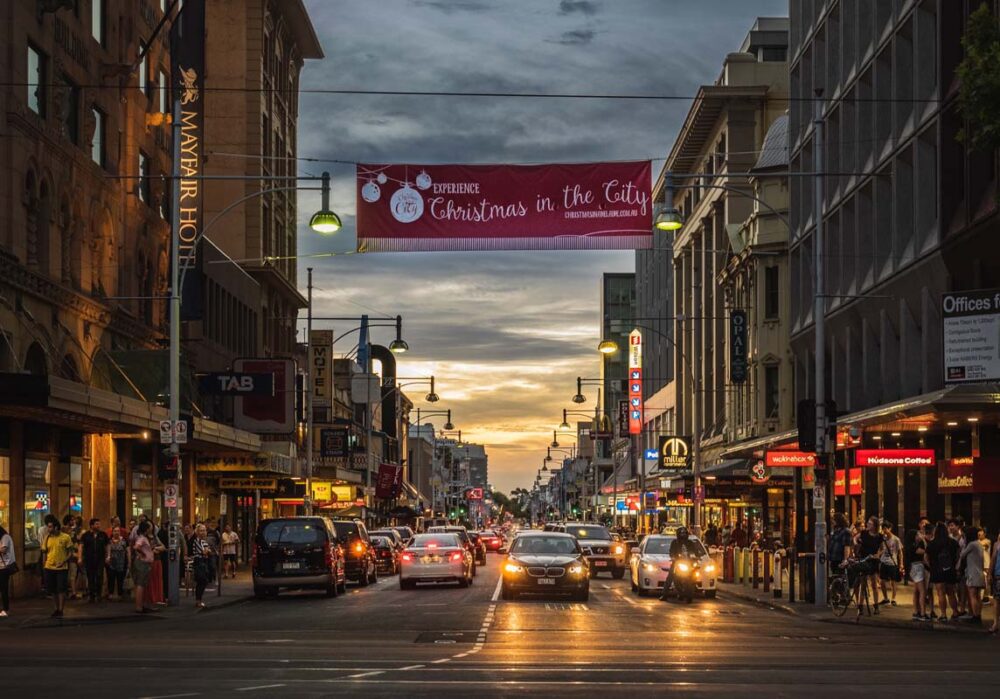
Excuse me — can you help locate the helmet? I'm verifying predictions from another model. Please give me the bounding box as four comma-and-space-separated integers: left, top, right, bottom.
676, 526, 689, 540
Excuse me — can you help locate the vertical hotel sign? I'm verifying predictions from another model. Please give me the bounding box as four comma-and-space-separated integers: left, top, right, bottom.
628, 329, 643, 435
171, 0, 205, 319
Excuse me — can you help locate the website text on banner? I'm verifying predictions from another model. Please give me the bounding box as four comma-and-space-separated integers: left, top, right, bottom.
356, 162, 652, 252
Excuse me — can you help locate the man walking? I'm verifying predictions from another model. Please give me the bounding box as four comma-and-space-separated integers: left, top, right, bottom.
42, 520, 75, 617
878, 521, 903, 606
80, 518, 109, 603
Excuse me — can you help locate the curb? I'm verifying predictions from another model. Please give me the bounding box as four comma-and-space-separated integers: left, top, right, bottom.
5, 593, 253, 630
718, 586, 993, 635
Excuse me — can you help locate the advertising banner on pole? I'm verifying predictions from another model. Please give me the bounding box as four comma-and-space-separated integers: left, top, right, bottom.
628, 330, 643, 435
356, 161, 652, 251
375, 463, 399, 499
233, 359, 296, 434
942, 289, 1000, 383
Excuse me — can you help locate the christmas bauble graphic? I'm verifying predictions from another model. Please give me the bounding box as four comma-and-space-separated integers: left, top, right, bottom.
376, 172, 388, 184
390, 184, 424, 224
361, 180, 381, 203
415, 170, 432, 191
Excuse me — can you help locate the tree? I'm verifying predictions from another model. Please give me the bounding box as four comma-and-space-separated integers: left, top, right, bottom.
957, 3, 1000, 152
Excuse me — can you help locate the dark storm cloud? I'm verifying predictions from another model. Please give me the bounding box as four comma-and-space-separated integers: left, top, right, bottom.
297, 0, 788, 490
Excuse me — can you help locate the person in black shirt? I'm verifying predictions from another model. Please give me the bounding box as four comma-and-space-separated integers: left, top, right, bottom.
79, 518, 109, 602
854, 516, 885, 608
925, 522, 961, 621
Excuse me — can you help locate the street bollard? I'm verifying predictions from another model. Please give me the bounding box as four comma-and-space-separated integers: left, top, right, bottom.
772, 552, 783, 598
742, 547, 751, 585
763, 551, 771, 593
788, 549, 796, 603
734, 547, 743, 584
725, 546, 734, 583
752, 550, 760, 590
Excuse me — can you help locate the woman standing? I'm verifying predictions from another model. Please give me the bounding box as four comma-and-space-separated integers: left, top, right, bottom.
989, 531, 1000, 633
221, 524, 240, 579
105, 526, 128, 601
905, 528, 929, 621
144, 525, 167, 607
191, 524, 215, 609
926, 522, 961, 621
959, 526, 985, 623
0, 524, 16, 617
131, 521, 156, 614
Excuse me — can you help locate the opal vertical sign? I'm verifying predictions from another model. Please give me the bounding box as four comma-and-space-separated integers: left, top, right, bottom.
730, 309, 748, 384
628, 329, 643, 435
171, 0, 205, 320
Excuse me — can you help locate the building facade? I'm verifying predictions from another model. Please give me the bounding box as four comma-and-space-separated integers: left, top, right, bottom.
787, 0, 1000, 534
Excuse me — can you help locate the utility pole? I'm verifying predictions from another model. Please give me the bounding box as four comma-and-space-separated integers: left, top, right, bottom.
304, 267, 313, 515
813, 89, 828, 608
166, 83, 182, 608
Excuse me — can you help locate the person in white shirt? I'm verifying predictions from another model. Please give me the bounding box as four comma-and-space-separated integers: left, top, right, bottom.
221, 524, 240, 579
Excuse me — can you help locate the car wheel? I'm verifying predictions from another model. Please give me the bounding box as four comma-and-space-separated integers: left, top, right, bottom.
630, 576, 637, 592
611, 567, 625, 580
338, 577, 347, 594
589, 567, 598, 579
501, 585, 515, 601
637, 587, 648, 597
399, 578, 412, 590
575, 588, 590, 602
472, 561, 477, 577
369, 562, 378, 585
357, 568, 370, 587
253, 585, 267, 600
458, 576, 469, 588
704, 589, 717, 599
325, 581, 338, 598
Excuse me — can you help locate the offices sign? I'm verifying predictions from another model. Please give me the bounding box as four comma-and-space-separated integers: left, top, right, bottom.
942, 289, 1000, 383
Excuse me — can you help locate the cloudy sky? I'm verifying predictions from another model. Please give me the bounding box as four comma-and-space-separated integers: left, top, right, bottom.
295, 0, 786, 494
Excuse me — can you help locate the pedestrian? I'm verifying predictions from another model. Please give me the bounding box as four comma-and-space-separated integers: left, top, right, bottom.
144, 525, 167, 608
855, 515, 884, 609
905, 528, 929, 621
704, 522, 719, 548
828, 513, 852, 573
191, 524, 215, 609
221, 523, 240, 578
959, 526, 985, 623
731, 522, 747, 548
926, 522, 961, 621
42, 519, 75, 617
0, 523, 17, 617
105, 526, 128, 601
131, 521, 156, 614
878, 520, 903, 606
79, 517, 109, 603
62, 515, 81, 600
948, 516, 968, 614
38, 513, 58, 594
990, 531, 1000, 634
979, 529, 992, 608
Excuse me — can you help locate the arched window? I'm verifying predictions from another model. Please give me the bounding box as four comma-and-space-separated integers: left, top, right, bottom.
35, 179, 53, 274
59, 353, 81, 382
23, 169, 38, 266
24, 342, 48, 376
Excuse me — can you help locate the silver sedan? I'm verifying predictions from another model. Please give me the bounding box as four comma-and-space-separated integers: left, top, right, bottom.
399, 533, 474, 589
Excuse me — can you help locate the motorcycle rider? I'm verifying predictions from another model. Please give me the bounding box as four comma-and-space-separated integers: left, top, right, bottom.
660, 526, 698, 602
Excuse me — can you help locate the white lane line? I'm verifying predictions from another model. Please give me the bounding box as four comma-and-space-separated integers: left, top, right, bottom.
345, 671, 384, 679
491, 575, 503, 601
399, 665, 425, 671
235, 685, 286, 692
432, 658, 451, 664
138, 694, 200, 699
602, 584, 612, 589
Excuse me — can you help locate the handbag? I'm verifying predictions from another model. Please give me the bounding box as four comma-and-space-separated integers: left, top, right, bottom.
0, 561, 18, 575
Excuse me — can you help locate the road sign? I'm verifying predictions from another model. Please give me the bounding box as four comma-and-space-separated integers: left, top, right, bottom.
164, 484, 179, 509
812, 485, 826, 510
159, 420, 173, 444
174, 420, 188, 444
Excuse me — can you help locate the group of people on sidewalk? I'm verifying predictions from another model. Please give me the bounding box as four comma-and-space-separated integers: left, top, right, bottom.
829, 513, 1000, 632
0, 514, 242, 619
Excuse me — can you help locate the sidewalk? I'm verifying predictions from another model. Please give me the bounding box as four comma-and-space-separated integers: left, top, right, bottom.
718, 580, 997, 634
0, 568, 254, 630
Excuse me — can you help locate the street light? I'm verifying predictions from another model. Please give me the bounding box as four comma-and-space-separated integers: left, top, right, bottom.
597, 339, 619, 354
388, 315, 408, 354
550, 430, 560, 448
654, 173, 684, 232
572, 376, 586, 403
309, 172, 343, 234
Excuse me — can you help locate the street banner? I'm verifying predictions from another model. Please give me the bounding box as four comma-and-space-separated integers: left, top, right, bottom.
170, 0, 205, 319
942, 289, 1000, 383
854, 449, 936, 467
765, 450, 817, 467
233, 359, 296, 433
834, 468, 863, 496
375, 463, 399, 499
356, 161, 652, 251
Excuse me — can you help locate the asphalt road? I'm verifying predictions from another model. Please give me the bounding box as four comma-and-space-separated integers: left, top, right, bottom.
2, 555, 998, 698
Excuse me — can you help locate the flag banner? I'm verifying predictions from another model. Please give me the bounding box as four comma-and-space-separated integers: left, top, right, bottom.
356, 161, 652, 251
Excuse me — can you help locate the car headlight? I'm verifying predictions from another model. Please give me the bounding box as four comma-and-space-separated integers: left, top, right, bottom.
504, 563, 524, 574
643, 562, 658, 572
614, 545, 624, 555
703, 563, 716, 574
568, 565, 584, 575
675, 562, 690, 573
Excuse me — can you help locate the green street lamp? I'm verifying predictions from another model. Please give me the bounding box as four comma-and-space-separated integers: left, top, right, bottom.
309, 172, 343, 234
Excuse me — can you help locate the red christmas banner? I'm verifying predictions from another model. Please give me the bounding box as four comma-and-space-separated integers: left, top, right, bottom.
356, 162, 652, 251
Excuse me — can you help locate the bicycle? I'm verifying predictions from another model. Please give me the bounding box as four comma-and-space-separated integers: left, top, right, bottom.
828, 555, 880, 620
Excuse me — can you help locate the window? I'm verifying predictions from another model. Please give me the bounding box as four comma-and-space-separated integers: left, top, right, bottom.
92, 0, 106, 46
27, 44, 46, 117
158, 68, 169, 113
0, 456, 10, 545
91, 106, 105, 166
761, 46, 787, 62
764, 365, 780, 419
138, 41, 149, 97
138, 151, 151, 203
159, 175, 170, 220
764, 266, 780, 319
59, 73, 79, 144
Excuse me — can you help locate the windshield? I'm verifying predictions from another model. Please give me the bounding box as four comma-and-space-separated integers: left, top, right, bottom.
260, 521, 325, 545
511, 536, 579, 555
370, 536, 391, 547
645, 537, 707, 557
411, 534, 461, 548
570, 526, 611, 540
332, 521, 362, 543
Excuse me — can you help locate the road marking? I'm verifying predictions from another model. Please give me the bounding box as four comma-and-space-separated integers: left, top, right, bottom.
138, 694, 200, 699
602, 584, 612, 589
491, 575, 503, 601
346, 671, 384, 679
399, 665, 425, 671
432, 658, 451, 664
235, 685, 285, 692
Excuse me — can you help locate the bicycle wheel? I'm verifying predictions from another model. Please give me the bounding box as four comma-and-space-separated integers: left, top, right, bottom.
829, 577, 851, 617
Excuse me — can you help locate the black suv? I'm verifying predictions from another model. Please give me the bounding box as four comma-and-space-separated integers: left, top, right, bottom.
252, 517, 347, 598
332, 518, 378, 585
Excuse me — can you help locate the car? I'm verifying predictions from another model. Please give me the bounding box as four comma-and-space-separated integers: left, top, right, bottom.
369, 528, 405, 552
500, 531, 589, 601
390, 525, 415, 546
370, 535, 400, 575
331, 518, 378, 586
399, 533, 474, 588
479, 530, 505, 553
251, 516, 347, 598
552, 523, 627, 578
467, 531, 488, 564
427, 526, 477, 576
629, 534, 718, 598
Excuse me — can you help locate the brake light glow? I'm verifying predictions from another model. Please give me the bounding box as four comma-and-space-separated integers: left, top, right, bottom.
427, 543, 438, 549
354, 542, 364, 554
449, 551, 463, 562
401, 552, 413, 562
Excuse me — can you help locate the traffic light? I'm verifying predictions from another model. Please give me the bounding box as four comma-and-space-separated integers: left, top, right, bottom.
797, 399, 815, 451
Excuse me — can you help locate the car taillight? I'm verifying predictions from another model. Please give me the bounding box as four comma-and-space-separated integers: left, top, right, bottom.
323, 541, 335, 567
401, 552, 413, 562
450, 551, 463, 562
354, 542, 364, 555
251, 545, 261, 568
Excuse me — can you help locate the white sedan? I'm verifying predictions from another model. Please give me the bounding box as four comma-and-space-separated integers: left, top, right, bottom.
629, 534, 718, 597
399, 533, 474, 589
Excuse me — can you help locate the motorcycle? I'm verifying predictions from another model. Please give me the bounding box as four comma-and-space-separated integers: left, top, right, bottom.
661, 555, 700, 603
